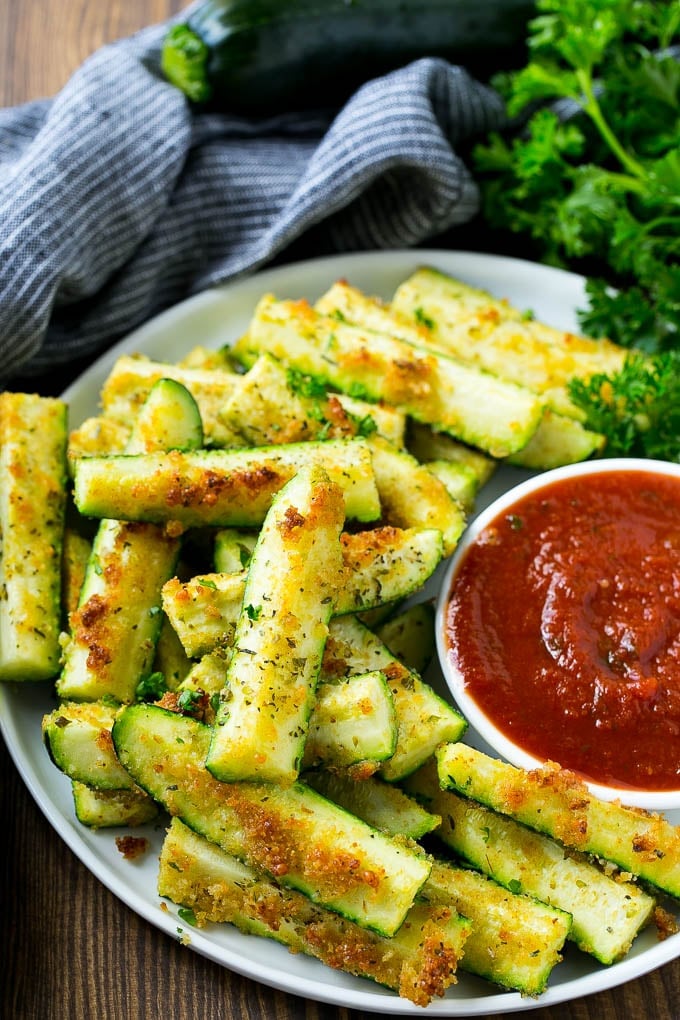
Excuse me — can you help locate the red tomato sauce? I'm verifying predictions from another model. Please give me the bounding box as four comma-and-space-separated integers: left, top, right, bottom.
445, 470, 680, 792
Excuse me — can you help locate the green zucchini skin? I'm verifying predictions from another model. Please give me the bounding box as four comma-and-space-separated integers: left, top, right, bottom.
162, 0, 534, 112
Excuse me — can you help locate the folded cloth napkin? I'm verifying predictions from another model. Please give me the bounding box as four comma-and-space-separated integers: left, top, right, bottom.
0, 10, 507, 389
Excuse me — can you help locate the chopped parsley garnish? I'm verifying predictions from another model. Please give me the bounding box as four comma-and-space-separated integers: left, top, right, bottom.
135, 671, 168, 702
177, 689, 203, 713
347, 381, 369, 400
414, 306, 435, 330
237, 543, 252, 569
286, 366, 327, 400
354, 413, 378, 438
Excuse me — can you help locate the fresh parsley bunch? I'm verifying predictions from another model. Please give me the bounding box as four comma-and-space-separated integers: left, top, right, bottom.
474, 0, 680, 354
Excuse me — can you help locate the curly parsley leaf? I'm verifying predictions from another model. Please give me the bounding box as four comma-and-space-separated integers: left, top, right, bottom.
135, 671, 168, 702
567, 350, 680, 460
474, 0, 680, 351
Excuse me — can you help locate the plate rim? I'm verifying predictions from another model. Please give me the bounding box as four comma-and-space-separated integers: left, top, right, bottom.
3, 247, 680, 1016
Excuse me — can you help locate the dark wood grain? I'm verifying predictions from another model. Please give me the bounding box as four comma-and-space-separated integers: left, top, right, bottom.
1, 3, 679, 1019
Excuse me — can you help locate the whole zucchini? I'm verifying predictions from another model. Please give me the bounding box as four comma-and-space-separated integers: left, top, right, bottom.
161, 0, 534, 113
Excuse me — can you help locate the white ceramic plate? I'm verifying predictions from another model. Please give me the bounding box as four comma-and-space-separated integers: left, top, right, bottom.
1, 250, 679, 1016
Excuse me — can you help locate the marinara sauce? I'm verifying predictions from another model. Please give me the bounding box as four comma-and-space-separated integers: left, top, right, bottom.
445, 469, 680, 792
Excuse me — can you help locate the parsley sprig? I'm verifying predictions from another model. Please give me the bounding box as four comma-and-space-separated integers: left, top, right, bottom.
567, 349, 680, 460
474, 0, 680, 352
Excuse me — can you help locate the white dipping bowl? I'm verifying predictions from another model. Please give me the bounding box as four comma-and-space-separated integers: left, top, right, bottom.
436, 457, 680, 812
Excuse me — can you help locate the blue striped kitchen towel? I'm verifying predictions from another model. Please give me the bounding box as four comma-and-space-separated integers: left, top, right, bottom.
0, 10, 506, 387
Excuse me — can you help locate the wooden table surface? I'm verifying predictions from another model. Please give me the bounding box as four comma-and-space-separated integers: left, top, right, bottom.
0, 3, 678, 1018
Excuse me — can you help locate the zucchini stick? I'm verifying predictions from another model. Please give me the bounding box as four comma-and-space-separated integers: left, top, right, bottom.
206, 464, 346, 785
234, 295, 544, 458
323, 615, 467, 781
423, 860, 571, 996
112, 704, 432, 937
390, 267, 626, 414
43, 701, 137, 791
298, 746, 571, 996
71, 780, 158, 828
60, 528, 92, 621
72, 439, 380, 527
367, 437, 465, 556
406, 421, 496, 489
407, 760, 656, 964
302, 670, 397, 771
303, 770, 440, 840
0, 392, 68, 681
162, 525, 443, 659
316, 277, 607, 466
158, 818, 466, 1007
179, 659, 398, 772
506, 408, 605, 469
302, 757, 571, 995
213, 528, 257, 573
218, 350, 406, 448
100, 353, 241, 447
375, 601, 435, 675
58, 380, 201, 703
437, 743, 680, 901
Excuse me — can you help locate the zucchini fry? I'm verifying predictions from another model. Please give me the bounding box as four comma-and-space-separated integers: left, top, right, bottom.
423, 860, 571, 996
71, 781, 158, 828
390, 267, 626, 414
43, 700, 136, 791
72, 438, 380, 527
323, 615, 467, 782
437, 743, 680, 900
367, 437, 465, 556
301, 670, 397, 771
303, 770, 440, 841
159, 818, 466, 1007
407, 759, 656, 964
406, 423, 496, 510
316, 277, 606, 466
234, 295, 544, 458
113, 704, 432, 937
375, 601, 435, 675
162, 525, 443, 659
58, 379, 201, 703
60, 527, 92, 622
206, 464, 345, 785
298, 750, 570, 996
506, 408, 605, 468
422, 458, 482, 512
0, 392, 68, 681
179, 659, 398, 772
152, 615, 192, 691
100, 352, 241, 447
67, 415, 130, 465
219, 350, 406, 447
406, 421, 496, 486
213, 528, 257, 573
